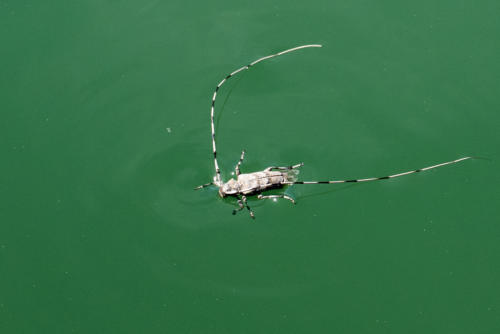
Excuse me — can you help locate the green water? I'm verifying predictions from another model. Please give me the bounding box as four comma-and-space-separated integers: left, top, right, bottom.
2, 1, 499, 333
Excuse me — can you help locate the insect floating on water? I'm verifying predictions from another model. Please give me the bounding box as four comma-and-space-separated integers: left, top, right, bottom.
195, 44, 472, 219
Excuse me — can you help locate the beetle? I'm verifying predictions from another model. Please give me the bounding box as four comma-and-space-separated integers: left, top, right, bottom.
195, 44, 471, 218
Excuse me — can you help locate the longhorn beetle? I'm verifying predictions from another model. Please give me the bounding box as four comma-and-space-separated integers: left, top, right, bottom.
195, 44, 472, 218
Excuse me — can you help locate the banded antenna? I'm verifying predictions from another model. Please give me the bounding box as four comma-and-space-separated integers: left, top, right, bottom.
282, 157, 473, 185
209, 44, 322, 185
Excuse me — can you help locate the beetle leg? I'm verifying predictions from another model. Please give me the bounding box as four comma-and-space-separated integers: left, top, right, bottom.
241, 195, 255, 219
232, 195, 254, 218
194, 182, 213, 190
232, 196, 245, 215
235, 150, 246, 176
264, 163, 304, 171
258, 194, 296, 205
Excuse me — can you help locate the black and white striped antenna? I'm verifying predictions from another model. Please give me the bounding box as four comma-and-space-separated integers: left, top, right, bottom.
209, 44, 323, 185
282, 157, 472, 185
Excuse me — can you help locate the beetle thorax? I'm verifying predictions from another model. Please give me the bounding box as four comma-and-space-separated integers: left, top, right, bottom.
219, 178, 239, 197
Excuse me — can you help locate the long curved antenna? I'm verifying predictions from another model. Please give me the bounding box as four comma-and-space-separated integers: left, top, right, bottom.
209, 44, 322, 185
283, 157, 472, 185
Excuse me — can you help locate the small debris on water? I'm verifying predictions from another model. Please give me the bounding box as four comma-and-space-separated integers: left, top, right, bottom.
166, 127, 172, 133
